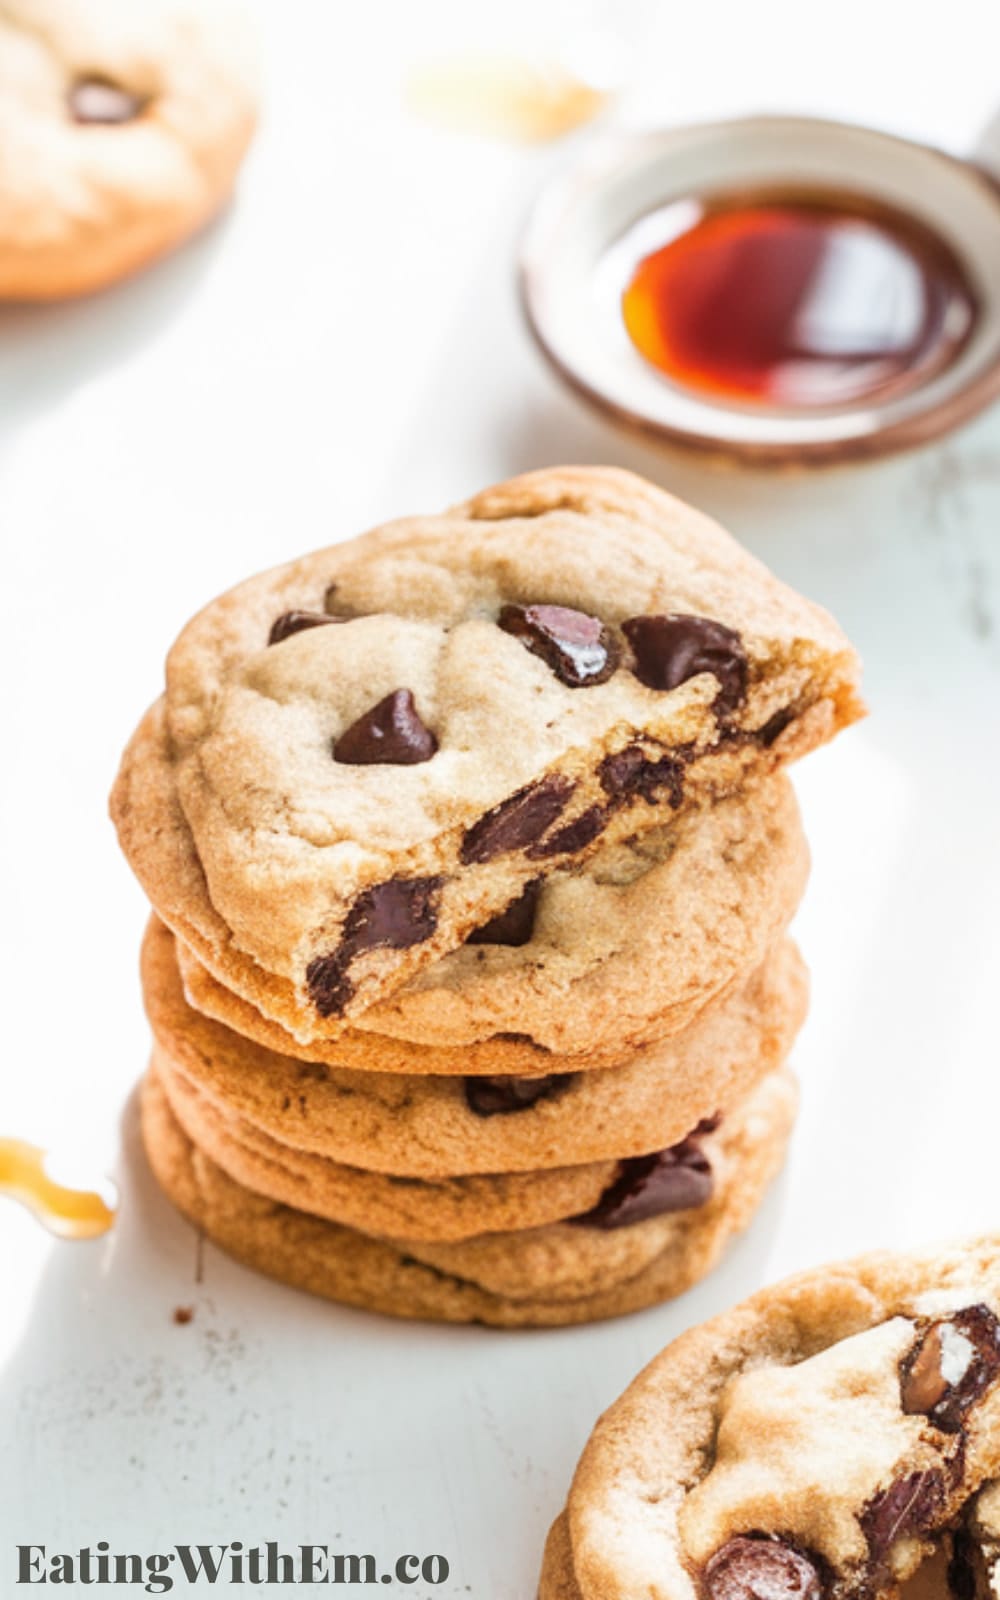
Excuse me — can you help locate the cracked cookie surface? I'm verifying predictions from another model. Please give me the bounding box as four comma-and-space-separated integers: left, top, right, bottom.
165, 774, 807, 1065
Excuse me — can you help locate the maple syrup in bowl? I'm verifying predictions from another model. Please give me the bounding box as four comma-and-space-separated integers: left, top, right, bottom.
521, 117, 1000, 466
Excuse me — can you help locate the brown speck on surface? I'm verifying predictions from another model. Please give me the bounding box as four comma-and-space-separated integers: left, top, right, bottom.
173, 1306, 194, 1325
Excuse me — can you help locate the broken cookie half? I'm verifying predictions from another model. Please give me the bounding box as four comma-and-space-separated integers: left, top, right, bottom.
539, 1237, 1000, 1600
111, 466, 863, 1030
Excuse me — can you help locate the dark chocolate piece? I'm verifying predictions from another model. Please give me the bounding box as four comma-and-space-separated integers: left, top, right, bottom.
947, 1530, 980, 1600
268, 610, 343, 646
623, 613, 748, 715
333, 689, 437, 766
498, 603, 619, 687
900, 1306, 1000, 1433
757, 708, 795, 747
574, 1130, 713, 1229
306, 876, 443, 1017
861, 1470, 946, 1561
525, 804, 607, 860
464, 1074, 574, 1118
598, 745, 687, 810
304, 954, 354, 1018
460, 776, 575, 865
69, 78, 147, 124
703, 1537, 824, 1600
467, 882, 540, 946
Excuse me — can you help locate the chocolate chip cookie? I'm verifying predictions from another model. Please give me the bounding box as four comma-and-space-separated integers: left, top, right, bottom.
164, 773, 807, 1067
0, 0, 258, 299
140, 1061, 798, 1326
111, 468, 862, 1031
152, 1036, 793, 1242
540, 1239, 1000, 1598
143, 917, 808, 1177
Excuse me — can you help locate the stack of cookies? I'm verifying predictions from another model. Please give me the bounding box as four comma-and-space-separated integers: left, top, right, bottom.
111, 467, 863, 1327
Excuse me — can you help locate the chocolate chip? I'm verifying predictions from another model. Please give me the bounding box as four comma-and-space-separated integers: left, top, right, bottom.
268, 610, 343, 646
598, 745, 686, 810
623, 614, 748, 715
498, 603, 619, 687
460, 776, 575, 865
464, 1074, 574, 1117
703, 1537, 824, 1600
306, 876, 443, 1016
900, 1306, 1000, 1432
757, 708, 795, 747
69, 77, 148, 124
525, 804, 607, 860
467, 882, 540, 946
948, 1530, 980, 1600
574, 1131, 714, 1229
333, 690, 437, 766
862, 1470, 946, 1561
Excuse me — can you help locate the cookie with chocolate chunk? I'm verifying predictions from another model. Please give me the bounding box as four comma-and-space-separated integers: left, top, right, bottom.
120, 692, 807, 1064
540, 1238, 1000, 1599
139, 1061, 797, 1326
152, 1036, 790, 1242
0, 0, 257, 299
143, 916, 807, 1177
111, 467, 862, 1032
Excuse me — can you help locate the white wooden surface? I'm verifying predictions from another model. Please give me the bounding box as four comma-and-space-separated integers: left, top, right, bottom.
2, 2, 1000, 1593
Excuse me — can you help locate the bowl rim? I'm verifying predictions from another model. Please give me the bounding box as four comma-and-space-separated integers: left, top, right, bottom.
518, 112, 1000, 469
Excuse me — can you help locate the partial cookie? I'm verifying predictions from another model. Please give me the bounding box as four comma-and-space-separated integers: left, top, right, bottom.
125, 697, 807, 1064
112, 467, 862, 1031
541, 1238, 1000, 1599
144, 917, 807, 1177
154, 1041, 790, 1242
0, 0, 257, 299
140, 1063, 797, 1326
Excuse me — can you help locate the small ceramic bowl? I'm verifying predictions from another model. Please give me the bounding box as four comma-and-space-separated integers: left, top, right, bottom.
519, 115, 1000, 467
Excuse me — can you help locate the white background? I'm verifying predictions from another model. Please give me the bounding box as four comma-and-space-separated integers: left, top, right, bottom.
2, 1, 1000, 1594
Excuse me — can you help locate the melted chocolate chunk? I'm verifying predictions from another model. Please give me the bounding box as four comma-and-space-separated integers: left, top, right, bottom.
464, 1073, 574, 1117
69, 77, 148, 124
862, 1470, 947, 1561
525, 804, 607, 860
333, 689, 437, 766
304, 954, 354, 1018
573, 1131, 713, 1229
460, 776, 576, 865
703, 1536, 824, 1600
306, 876, 443, 1016
598, 745, 687, 810
269, 610, 343, 645
900, 1306, 1000, 1432
498, 603, 619, 687
467, 882, 540, 946
623, 614, 748, 715
757, 708, 795, 748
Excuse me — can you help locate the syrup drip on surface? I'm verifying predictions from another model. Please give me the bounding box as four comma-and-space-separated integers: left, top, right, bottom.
406, 54, 609, 141
0, 1137, 116, 1240
621, 189, 977, 410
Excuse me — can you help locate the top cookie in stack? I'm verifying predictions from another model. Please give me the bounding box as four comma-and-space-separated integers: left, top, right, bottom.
112, 467, 862, 1047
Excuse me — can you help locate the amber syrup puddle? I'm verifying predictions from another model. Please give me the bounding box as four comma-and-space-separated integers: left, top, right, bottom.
621, 187, 977, 410
0, 1137, 116, 1240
